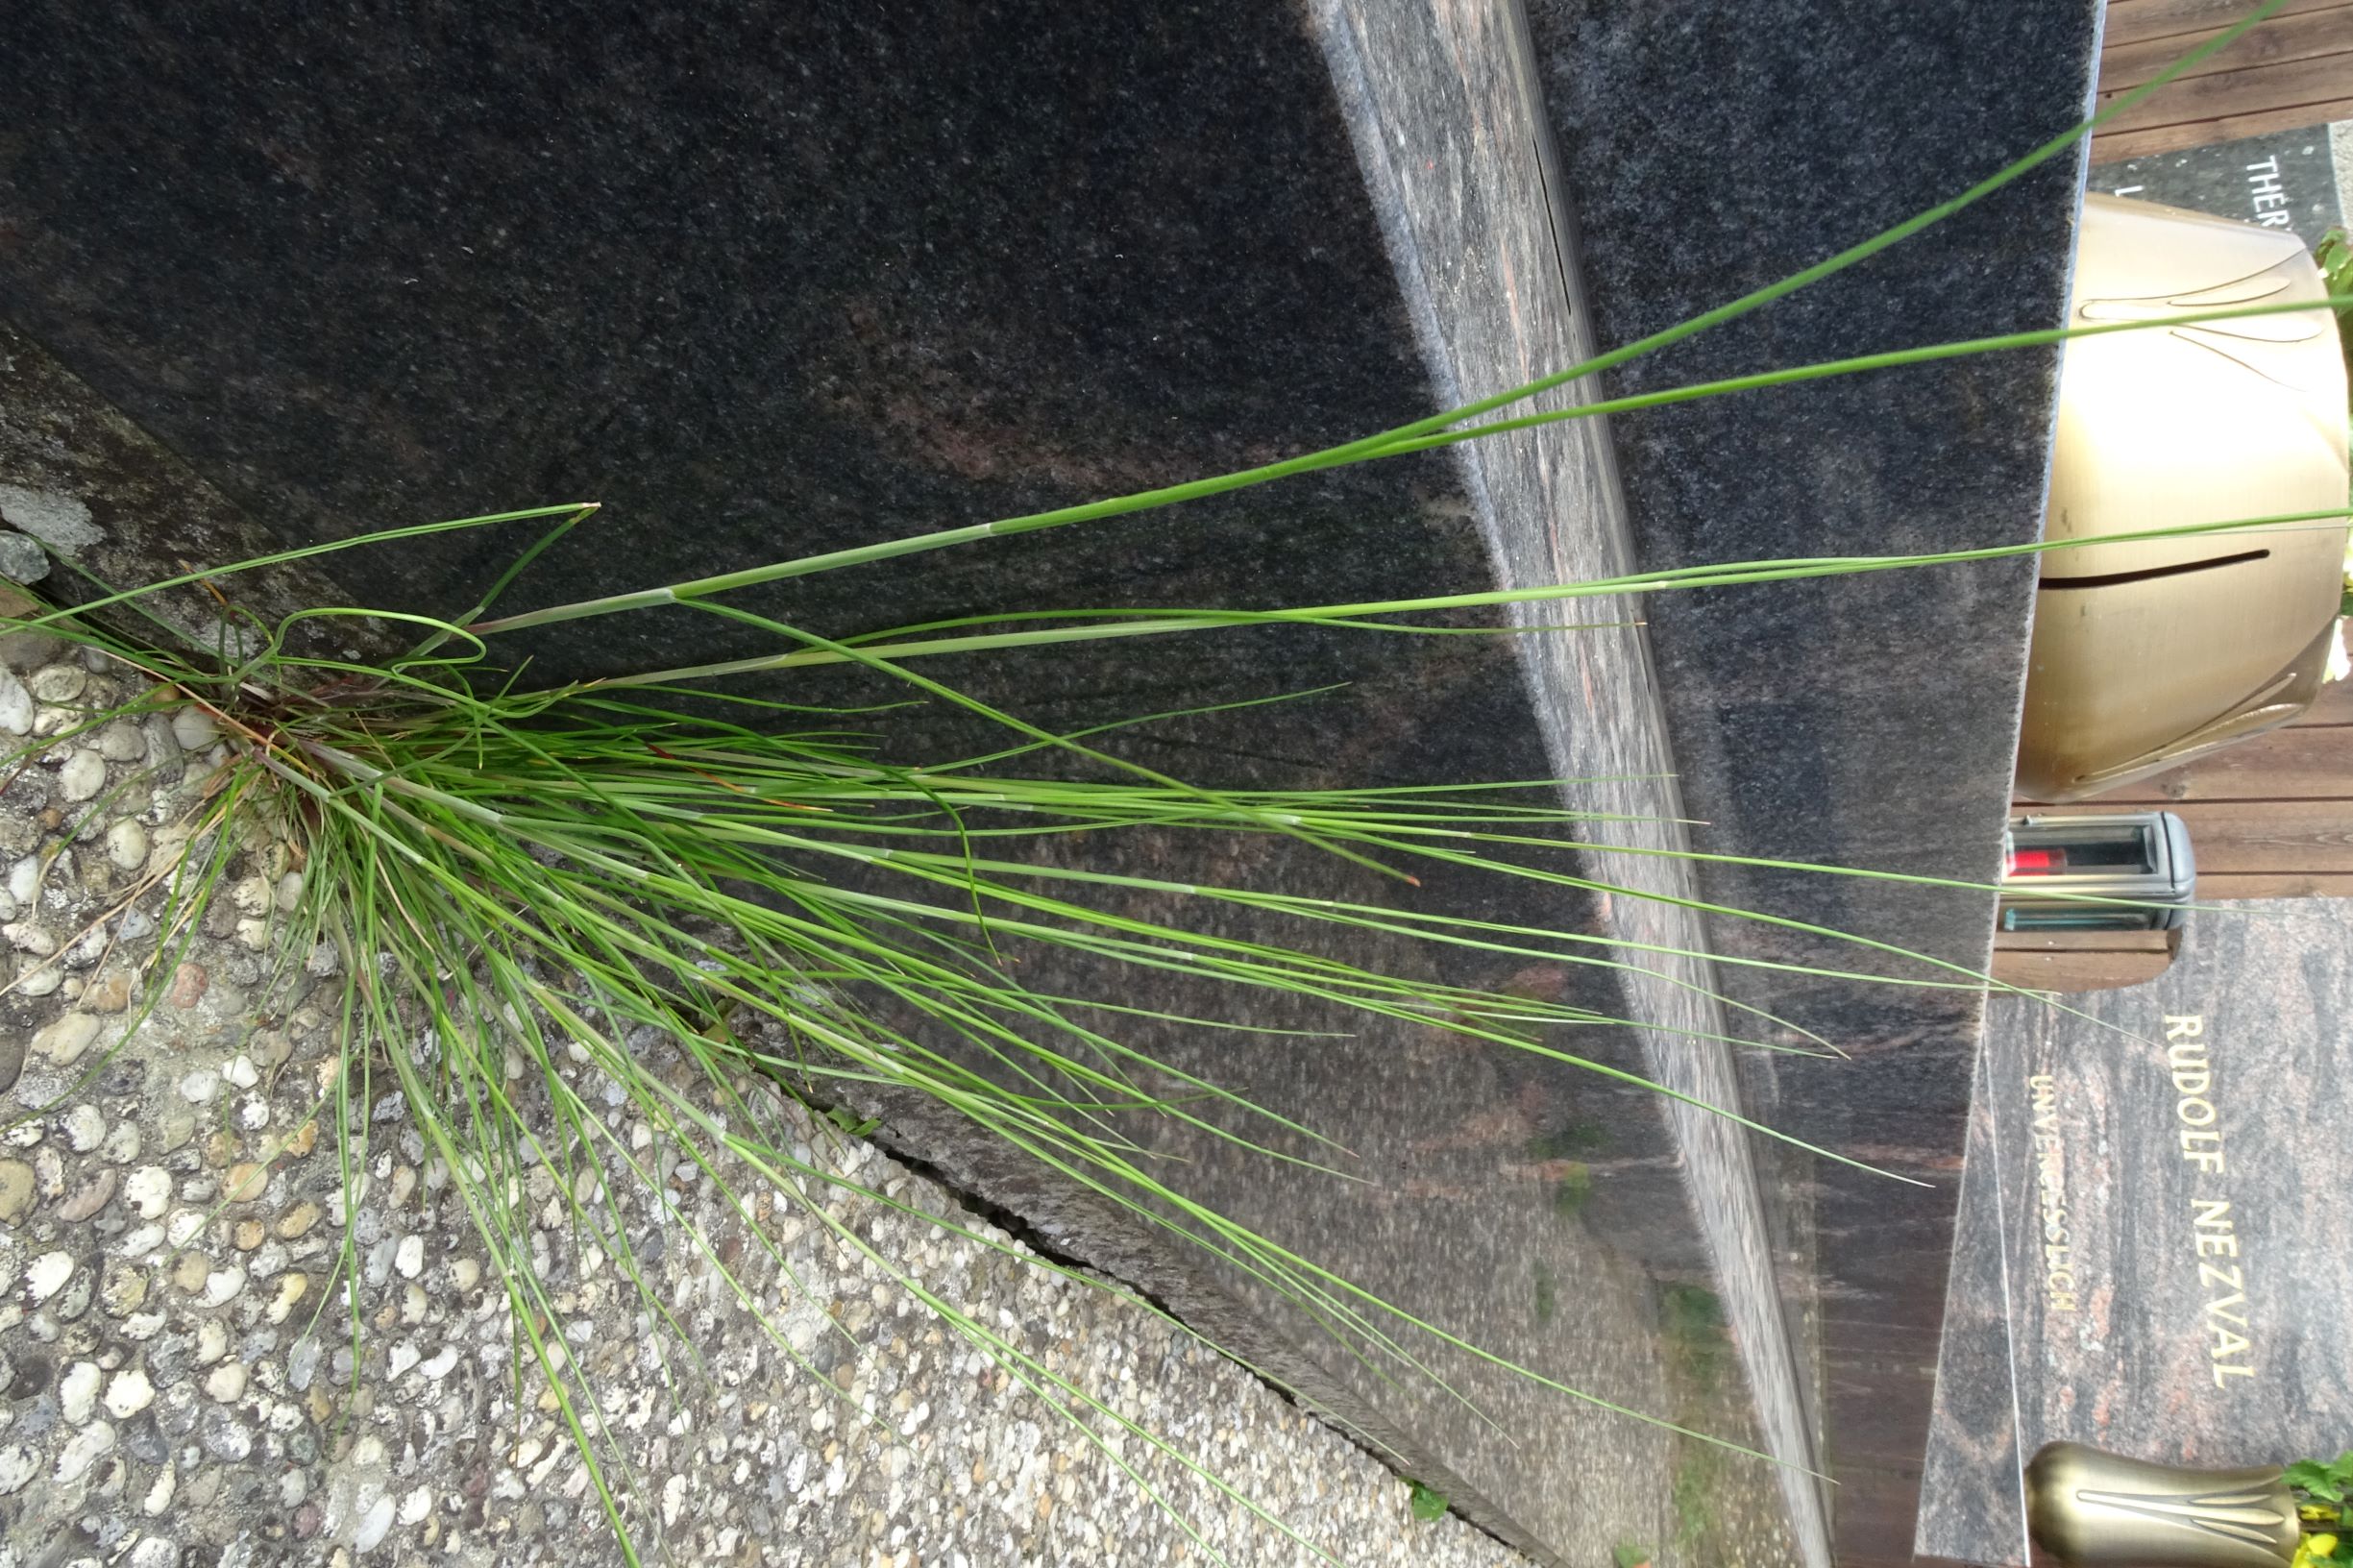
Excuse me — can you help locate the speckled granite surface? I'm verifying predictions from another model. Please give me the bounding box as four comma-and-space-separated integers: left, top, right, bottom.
1520, 4, 2101, 1562
1921, 898, 2353, 1566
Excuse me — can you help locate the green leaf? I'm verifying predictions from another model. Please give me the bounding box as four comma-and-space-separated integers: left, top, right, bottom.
2288, 1461, 2332, 1490
1614, 1541, 1654, 1568
1409, 1482, 1449, 1523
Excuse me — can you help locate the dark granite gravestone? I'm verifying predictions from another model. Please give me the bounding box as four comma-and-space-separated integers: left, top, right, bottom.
0, 2, 2102, 1563
1519, 5, 2101, 1563
2091, 127, 2346, 251
1919, 897, 2353, 1565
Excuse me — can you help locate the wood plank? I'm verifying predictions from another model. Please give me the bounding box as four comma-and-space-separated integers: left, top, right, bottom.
2196, 870, 2353, 895
2094, 94, 2353, 157
1990, 946, 2176, 992
2020, 798, 2353, 873
2099, 4, 2353, 91
2103, 0, 2349, 50
2086, 723, 2353, 801
2094, 48, 2353, 133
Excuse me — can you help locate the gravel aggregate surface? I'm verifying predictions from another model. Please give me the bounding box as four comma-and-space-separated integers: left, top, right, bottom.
0, 639, 1535, 1568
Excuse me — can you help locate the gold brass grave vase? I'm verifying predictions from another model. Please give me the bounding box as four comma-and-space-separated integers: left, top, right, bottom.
2015, 194, 2352, 802
2025, 1442, 2300, 1568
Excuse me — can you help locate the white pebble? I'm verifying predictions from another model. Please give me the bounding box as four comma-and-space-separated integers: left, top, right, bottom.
274, 870, 304, 912
122, 1166, 170, 1218
387, 1343, 419, 1379
105, 820, 148, 872
5, 856, 37, 903
28, 665, 86, 704
61, 1104, 104, 1152
96, 721, 146, 762
179, 1067, 220, 1103
5, 921, 59, 957
204, 1360, 246, 1402
353, 1493, 396, 1553
399, 1484, 432, 1525
221, 1054, 258, 1090
58, 1360, 100, 1424
26, 1251, 74, 1301
169, 705, 218, 752
394, 1235, 425, 1279
57, 748, 106, 803
32, 1013, 102, 1066
0, 671, 30, 737
233, 918, 270, 950
143, 1464, 178, 1515
200, 1265, 246, 1308
104, 1367, 155, 1418
194, 1319, 228, 1364
0, 1444, 37, 1495
417, 1344, 459, 1380
265, 1273, 307, 1325
14, 961, 62, 997
53, 1421, 114, 1485
101, 1122, 141, 1163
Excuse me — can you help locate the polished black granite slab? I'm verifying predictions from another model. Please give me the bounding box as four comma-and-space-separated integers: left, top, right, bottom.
1518, 4, 2102, 1562
1921, 898, 2353, 1565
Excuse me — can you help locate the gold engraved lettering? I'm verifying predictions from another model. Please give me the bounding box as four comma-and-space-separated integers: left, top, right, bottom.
2187, 1188, 2255, 1386
2167, 1017, 2255, 1385
2027, 1073, 2077, 1313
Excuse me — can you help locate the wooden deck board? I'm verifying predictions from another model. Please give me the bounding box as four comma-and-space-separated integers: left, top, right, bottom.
2021, 798, 2353, 873
2092, 723, 2353, 801
2093, 0, 2353, 158
2100, 3, 2353, 91
2096, 48, 2353, 134
2104, 0, 2351, 51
